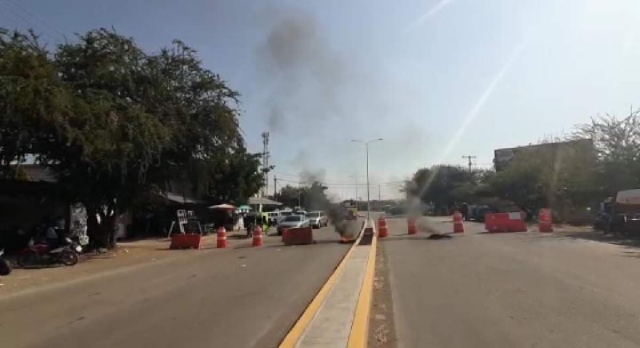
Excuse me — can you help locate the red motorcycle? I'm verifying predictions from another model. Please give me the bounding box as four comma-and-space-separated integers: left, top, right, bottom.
17, 238, 80, 267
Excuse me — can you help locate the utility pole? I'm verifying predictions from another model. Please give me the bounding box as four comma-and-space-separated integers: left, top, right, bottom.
355, 176, 358, 211
273, 176, 277, 198
462, 155, 477, 173
261, 132, 271, 197
352, 138, 384, 220
378, 185, 381, 201
366, 143, 369, 218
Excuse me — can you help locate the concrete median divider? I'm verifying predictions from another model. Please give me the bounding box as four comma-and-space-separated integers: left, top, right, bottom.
279, 220, 370, 348
341, 220, 364, 243
282, 227, 314, 246
347, 225, 377, 348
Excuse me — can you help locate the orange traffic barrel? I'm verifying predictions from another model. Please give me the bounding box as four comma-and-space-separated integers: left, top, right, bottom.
538, 208, 553, 232
216, 227, 227, 248
252, 225, 263, 247
407, 217, 417, 235
453, 211, 465, 233
378, 216, 388, 238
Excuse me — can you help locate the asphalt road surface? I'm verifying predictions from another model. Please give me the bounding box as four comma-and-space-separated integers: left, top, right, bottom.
382, 216, 640, 348
0, 223, 360, 348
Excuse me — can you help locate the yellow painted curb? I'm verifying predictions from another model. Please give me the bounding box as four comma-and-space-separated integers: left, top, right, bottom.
347, 220, 377, 348
279, 221, 366, 348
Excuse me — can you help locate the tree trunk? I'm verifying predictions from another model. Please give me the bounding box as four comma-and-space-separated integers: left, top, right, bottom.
86, 205, 118, 250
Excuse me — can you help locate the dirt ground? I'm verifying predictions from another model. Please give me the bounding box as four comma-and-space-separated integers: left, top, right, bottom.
0, 230, 254, 297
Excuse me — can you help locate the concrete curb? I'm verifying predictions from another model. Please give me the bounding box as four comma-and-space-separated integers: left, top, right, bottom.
348, 220, 377, 348
279, 220, 367, 348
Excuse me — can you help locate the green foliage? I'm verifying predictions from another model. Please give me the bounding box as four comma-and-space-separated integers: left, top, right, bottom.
575, 112, 640, 195
277, 185, 302, 208
276, 181, 330, 210
405, 129, 603, 220
196, 149, 264, 204
0, 29, 71, 176
0, 28, 263, 247
405, 165, 479, 208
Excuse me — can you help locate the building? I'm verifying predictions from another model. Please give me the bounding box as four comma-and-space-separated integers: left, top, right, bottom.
493, 139, 594, 171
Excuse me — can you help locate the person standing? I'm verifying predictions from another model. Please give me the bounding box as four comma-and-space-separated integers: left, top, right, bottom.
45, 222, 59, 249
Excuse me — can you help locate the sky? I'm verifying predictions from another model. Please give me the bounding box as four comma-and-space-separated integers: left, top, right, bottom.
2, 0, 640, 200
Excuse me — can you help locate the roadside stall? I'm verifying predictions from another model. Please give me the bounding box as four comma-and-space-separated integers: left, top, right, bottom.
208, 204, 238, 232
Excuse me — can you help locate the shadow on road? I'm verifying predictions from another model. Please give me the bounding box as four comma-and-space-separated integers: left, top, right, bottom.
379, 234, 456, 242
556, 230, 640, 249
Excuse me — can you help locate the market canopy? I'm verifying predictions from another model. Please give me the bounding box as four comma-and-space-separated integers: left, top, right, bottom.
248, 197, 282, 206
237, 205, 252, 212
208, 203, 236, 210
165, 192, 204, 204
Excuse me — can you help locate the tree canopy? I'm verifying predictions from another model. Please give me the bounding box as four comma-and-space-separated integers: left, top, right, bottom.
276, 181, 331, 211
0, 28, 263, 247
405, 111, 640, 222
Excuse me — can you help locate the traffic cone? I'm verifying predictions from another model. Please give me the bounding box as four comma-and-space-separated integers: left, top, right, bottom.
407, 217, 417, 235
378, 216, 388, 238
216, 227, 227, 248
453, 211, 465, 233
252, 225, 263, 247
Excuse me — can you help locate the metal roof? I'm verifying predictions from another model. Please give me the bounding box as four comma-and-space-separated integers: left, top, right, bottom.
248, 196, 282, 206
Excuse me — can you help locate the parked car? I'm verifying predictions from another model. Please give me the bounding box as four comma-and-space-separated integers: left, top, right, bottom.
277, 215, 310, 235
604, 189, 640, 236
306, 211, 328, 229
594, 211, 611, 232
470, 205, 499, 222
266, 211, 281, 226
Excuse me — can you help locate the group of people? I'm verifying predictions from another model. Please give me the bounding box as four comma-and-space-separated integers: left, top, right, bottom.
241, 212, 270, 236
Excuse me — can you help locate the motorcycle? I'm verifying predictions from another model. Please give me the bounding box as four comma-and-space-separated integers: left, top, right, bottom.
0, 249, 11, 276
17, 237, 81, 267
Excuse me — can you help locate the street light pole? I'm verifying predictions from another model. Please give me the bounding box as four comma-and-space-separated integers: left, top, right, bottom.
366, 142, 370, 219
352, 138, 383, 221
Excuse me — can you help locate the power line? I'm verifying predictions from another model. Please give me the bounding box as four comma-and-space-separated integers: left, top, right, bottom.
462, 155, 477, 173
4, 0, 66, 39
0, 7, 20, 28
0, 1, 60, 44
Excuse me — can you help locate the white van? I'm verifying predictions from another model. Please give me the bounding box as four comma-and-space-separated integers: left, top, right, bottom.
267, 211, 281, 225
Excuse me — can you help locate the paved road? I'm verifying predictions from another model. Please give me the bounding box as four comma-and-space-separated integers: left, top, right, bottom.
381, 216, 640, 348
0, 223, 360, 348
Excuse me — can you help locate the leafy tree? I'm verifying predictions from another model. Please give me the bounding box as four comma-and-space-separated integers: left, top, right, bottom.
0, 29, 70, 177
406, 165, 476, 211
276, 185, 302, 208
196, 149, 264, 204
483, 139, 598, 219
45, 29, 169, 247
276, 181, 330, 210
0, 28, 260, 248
575, 111, 640, 195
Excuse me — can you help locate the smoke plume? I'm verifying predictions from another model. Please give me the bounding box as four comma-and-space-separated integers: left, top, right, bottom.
258, 8, 347, 135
